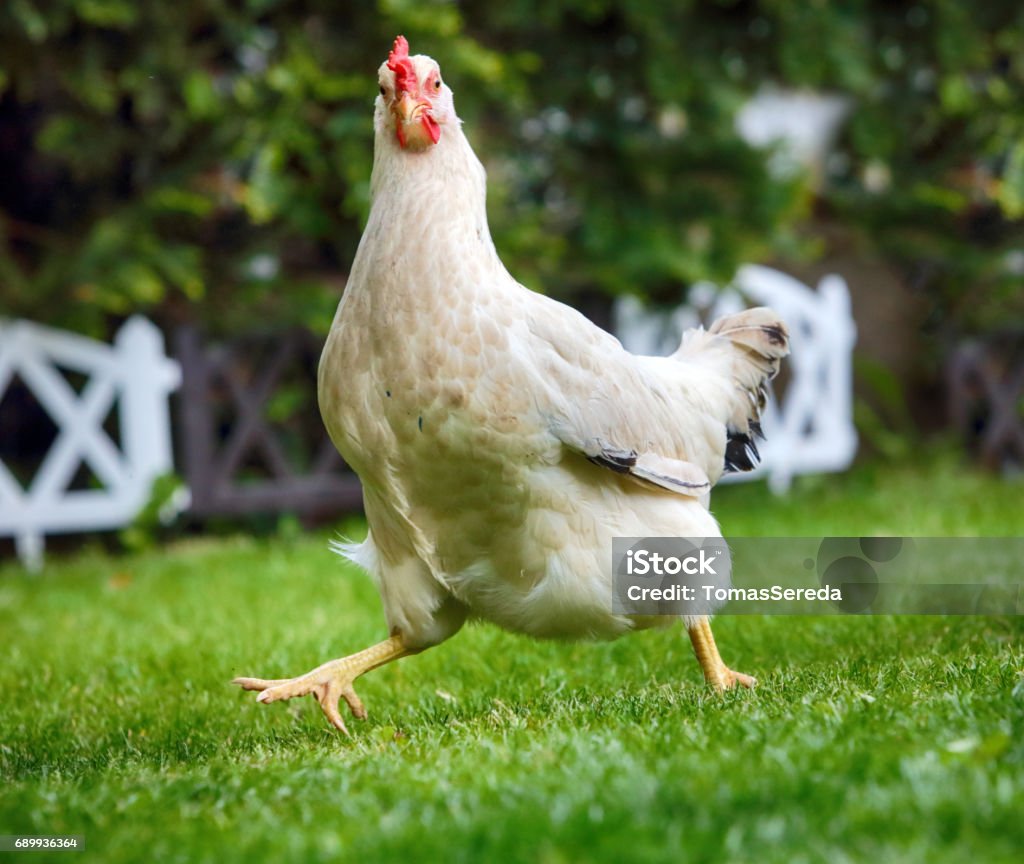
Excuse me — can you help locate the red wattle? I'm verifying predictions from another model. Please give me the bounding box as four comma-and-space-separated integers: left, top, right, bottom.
423, 116, 441, 145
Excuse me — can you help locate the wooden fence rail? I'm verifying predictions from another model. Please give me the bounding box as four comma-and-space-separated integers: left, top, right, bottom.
175, 326, 362, 519
947, 338, 1024, 471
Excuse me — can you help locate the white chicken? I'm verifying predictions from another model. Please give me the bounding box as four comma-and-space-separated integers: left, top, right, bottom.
234, 36, 790, 733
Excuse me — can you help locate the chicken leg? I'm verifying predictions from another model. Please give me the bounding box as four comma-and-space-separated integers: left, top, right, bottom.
687, 617, 756, 691
233, 634, 411, 734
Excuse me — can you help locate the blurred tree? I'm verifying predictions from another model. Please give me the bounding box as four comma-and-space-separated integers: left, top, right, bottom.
753, 0, 1024, 337
0, 0, 1021, 338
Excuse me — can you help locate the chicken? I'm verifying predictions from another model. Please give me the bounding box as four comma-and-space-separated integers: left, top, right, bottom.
234, 36, 790, 734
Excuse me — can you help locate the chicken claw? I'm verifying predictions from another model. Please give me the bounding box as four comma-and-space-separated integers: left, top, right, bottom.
233, 634, 410, 734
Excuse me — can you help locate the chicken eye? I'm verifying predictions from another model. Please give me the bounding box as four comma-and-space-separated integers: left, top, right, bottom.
380, 86, 386, 96
434, 78, 442, 90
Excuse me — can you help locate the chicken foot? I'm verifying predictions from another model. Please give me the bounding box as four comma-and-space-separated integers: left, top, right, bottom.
687, 617, 756, 691
233, 634, 411, 734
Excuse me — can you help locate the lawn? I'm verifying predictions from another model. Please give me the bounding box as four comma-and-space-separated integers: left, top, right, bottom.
1, 455, 1022, 863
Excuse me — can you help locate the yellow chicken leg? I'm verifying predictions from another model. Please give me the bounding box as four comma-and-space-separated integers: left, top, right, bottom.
233, 634, 411, 734
687, 617, 756, 691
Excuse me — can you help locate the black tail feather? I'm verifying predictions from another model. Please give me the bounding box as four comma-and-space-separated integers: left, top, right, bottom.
724, 430, 761, 473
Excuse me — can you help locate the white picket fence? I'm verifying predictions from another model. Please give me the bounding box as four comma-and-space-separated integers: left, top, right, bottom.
614, 265, 858, 492
0, 316, 181, 570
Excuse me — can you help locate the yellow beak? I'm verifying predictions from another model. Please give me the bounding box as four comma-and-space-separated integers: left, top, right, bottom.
392, 92, 440, 150
395, 93, 426, 124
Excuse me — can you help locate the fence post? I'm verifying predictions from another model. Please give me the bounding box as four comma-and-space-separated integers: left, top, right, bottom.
115, 317, 181, 509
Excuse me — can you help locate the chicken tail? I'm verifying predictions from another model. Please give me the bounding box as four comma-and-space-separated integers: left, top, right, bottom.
674, 307, 790, 472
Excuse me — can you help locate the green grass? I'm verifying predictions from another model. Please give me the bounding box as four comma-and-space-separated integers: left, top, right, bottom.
1, 456, 1023, 863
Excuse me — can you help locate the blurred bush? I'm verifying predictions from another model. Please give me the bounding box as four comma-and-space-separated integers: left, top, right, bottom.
0, 0, 1022, 338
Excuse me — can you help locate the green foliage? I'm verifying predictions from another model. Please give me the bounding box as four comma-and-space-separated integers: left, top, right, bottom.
0, 1, 1022, 335
118, 472, 187, 553
802, 0, 1024, 334
853, 356, 917, 460
1, 462, 1023, 862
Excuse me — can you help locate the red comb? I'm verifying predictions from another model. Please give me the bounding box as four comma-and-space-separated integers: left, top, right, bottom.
387, 35, 418, 94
